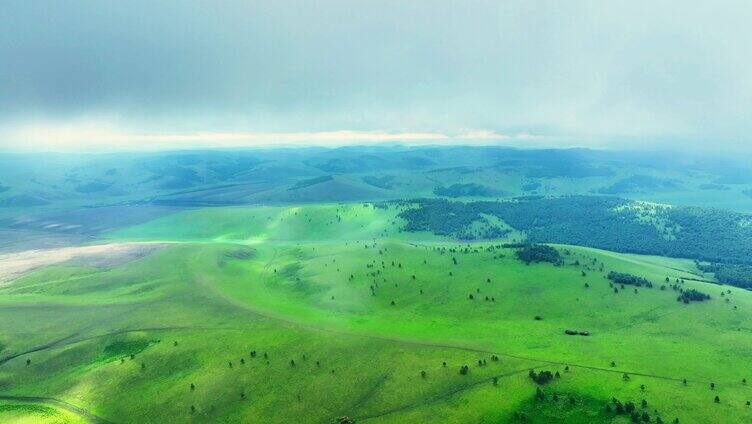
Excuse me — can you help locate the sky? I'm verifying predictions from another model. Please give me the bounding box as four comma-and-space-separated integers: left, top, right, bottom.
1, 0, 751, 152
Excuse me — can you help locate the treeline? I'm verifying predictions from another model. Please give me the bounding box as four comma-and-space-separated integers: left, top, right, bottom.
397, 196, 752, 289
515, 244, 562, 265
696, 263, 752, 289
607, 272, 653, 288
677, 288, 710, 303
400, 199, 483, 236
399, 200, 507, 239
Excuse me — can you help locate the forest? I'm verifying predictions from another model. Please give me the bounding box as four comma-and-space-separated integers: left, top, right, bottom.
399, 196, 752, 288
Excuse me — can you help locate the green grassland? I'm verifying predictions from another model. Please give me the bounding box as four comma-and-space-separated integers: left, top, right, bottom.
0, 400, 88, 424
0, 203, 750, 423
106, 203, 441, 243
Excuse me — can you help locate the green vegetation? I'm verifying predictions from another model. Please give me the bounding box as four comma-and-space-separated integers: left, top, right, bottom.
0, 401, 87, 424
3, 146, 752, 222
515, 244, 563, 265
399, 197, 752, 289
0, 202, 749, 423
0, 146, 751, 422
697, 262, 752, 289
607, 272, 653, 288
677, 289, 711, 303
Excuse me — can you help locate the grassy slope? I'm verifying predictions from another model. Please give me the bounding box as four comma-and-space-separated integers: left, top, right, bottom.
106, 203, 443, 243
0, 400, 87, 424
0, 204, 750, 423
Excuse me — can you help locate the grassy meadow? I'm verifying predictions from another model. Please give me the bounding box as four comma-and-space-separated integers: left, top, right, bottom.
0, 203, 750, 423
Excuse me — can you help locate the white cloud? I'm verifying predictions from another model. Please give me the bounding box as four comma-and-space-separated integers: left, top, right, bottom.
514, 132, 546, 141
1, 119, 548, 152
455, 130, 510, 140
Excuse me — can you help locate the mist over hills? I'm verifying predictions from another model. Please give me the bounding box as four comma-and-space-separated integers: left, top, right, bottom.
1, 146, 751, 214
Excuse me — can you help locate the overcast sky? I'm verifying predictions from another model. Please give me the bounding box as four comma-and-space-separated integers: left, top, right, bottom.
1, 0, 751, 152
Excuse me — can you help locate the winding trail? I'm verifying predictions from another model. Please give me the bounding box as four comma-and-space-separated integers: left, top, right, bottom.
352, 367, 533, 422
241, 243, 716, 386
0, 333, 81, 365
0, 238, 740, 423
0, 395, 114, 424
0, 326, 235, 366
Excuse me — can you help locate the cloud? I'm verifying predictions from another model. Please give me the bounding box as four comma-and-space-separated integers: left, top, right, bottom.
514, 132, 546, 141
1, 1, 751, 151
456, 130, 510, 140
1, 119, 551, 152
1, 122, 445, 151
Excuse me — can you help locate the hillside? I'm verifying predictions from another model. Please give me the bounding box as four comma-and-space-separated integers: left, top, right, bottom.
0, 204, 750, 423
2, 147, 752, 217
398, 197, 752, 289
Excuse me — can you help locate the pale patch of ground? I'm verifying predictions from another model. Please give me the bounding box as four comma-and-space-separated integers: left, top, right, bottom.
0, 242, 169, 284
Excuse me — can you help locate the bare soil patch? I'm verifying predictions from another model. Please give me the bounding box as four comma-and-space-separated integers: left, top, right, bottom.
0, 242, 169, 284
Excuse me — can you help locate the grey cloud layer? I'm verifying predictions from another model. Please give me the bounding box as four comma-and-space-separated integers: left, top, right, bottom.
1, 0, 751, 147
